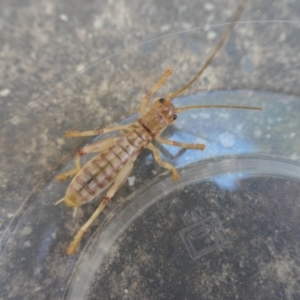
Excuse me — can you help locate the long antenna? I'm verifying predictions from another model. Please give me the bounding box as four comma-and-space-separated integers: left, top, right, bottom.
176, 104, 262, 114
166, 0, 249, 102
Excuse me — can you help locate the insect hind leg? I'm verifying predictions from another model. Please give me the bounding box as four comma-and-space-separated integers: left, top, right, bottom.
67, 161, 134, 255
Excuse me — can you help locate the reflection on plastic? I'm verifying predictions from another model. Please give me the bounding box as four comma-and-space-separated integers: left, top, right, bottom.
213, 173, 250, 190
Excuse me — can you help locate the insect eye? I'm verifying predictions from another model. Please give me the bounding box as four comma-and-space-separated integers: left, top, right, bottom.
159, 98, 165, 103
173, 115, 177, 120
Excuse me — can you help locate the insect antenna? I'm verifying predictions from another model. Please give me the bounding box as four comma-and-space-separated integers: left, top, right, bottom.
176, 104, 263, 114
165, 0, 249, 102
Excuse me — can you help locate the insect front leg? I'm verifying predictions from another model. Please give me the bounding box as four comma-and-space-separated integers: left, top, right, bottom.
147, 143, 179, 181
67, 161, 134, 255
156, 135, 206, 151
140, 69, 173, 114
55, 137, 116, 182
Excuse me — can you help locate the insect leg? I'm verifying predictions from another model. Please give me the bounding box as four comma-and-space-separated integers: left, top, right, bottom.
140, 69, 173, 114
55, 152, 82, 182
67, 161, 134, 255
55, 137, 115, 182
147, 143, 179, 181
65, 124, 131, 138
156, 135, 206, 150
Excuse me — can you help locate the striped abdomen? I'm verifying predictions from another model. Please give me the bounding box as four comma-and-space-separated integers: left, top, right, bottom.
65, 123, 152, 207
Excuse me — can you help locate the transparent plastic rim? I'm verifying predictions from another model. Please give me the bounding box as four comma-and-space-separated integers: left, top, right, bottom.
65, 154, 300, 300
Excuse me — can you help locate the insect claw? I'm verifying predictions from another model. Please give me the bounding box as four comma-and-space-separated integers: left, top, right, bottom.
172, 175, 180, 182
196, 144, 206, 150
65, 131, 74, 138
55, 174, 65, 182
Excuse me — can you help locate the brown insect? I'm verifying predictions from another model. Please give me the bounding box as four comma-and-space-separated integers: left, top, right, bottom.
56, 0, 260, 255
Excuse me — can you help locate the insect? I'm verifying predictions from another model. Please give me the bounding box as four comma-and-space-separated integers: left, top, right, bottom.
56, 0, 261, 255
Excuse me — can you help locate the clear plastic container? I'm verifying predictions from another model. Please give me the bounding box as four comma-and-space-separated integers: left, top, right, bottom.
1, 90, 300, 299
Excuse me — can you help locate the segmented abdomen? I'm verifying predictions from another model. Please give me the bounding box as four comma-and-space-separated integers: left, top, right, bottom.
65, 123, 152, 206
